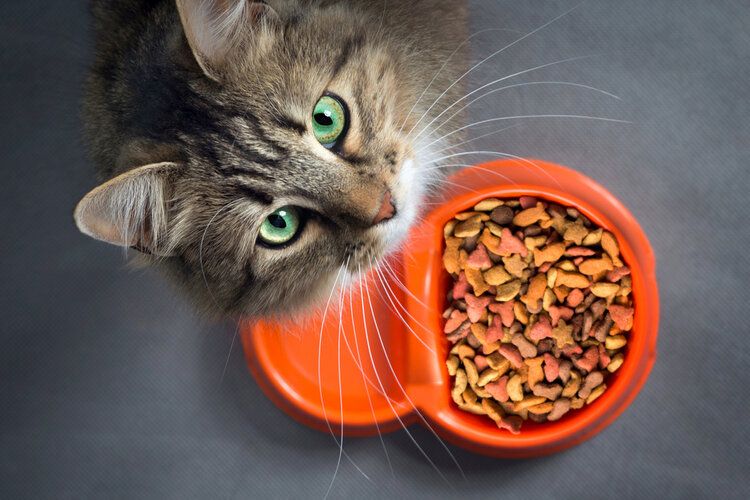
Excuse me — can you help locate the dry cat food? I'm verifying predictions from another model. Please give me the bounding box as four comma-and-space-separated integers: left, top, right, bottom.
442, 196, 634, 433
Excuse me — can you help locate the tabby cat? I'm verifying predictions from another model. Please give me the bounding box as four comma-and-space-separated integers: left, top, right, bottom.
75, 0, 468, 317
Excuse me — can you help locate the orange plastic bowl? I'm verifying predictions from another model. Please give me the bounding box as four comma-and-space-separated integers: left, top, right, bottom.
240, 159, 659, 458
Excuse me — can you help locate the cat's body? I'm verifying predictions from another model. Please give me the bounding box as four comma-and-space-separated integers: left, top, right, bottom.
77, 0, 468, 317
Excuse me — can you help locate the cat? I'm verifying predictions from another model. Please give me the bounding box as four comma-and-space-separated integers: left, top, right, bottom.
75, 0, 468, 317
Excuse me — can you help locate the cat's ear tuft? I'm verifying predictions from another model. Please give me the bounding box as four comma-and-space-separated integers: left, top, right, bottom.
176, 0, 279, 79
74, 162, 180, 256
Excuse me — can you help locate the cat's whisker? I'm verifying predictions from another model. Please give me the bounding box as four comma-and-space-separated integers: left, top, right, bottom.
406, 1, 586, 139
219, 319, 241, 385
418, 113, 632, 155
411, 55, 606, 143
317, 266, 371, 489
378, 257, 435, 312
358, 264, 455, 486
398, 27, 524, 135
420, 150, 557, 187
348, 283, 395, 479
425, 124, 521, 158
370, 261, 436, 355
324, 260, 349, 500
361, 271, 465, 483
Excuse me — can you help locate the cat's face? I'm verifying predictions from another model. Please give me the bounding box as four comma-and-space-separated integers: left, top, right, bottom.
76, 0, 461, 317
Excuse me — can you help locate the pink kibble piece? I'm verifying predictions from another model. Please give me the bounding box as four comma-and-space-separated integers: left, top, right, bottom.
465, 294, 492, 323
538, 262, 552, 273
548, 305, 574, 326
474, 355, 489, 372
485, 315, 504, 344
497, 344, 524, 369
607, 266, 631, 282
598, 344, 611, 369
519, 196, 539, 209
608, 304, 635, 331
566, 246, 596, 257
566, 288, 585, 307
489, 300, 515, 327
543, 352, 560, 382
572, 346, 599, 373
528, 315, 553, 341
452, 271, 470, 300
444, 310, 467, 333
486, 376, 509, 402
467, 243, 493, 270
497, 228, 528, 257
497, 415, 523, 434
561, 344, 583, 358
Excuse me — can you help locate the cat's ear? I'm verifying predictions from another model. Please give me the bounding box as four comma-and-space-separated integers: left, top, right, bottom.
176, 0, 279, 79
74, 162, 179, 256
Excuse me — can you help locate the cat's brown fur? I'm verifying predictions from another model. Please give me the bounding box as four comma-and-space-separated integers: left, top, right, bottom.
77, 0, 467, 317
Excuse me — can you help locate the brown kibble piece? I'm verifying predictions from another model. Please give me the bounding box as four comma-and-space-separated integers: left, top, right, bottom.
532, 383, 563, 401
562, 372, 581, 398
513, 203, 550, 227
586, 384, 607, 404
443, 237, 462, 274
582, 228, 603, 246
484, 265, 512, 286
446, 356, 460, 376
525, 356, 545, 388
477, 368, 501, 387
506, 374, 524, 402
578, 256, 614, 276
591, 282, 620, 298
605, 335, 627, 350
607, 353, 624, 372
502, 254, 527, 278
454, 216, 483, 237
533, 242, 566, 267
555, 270, 590, 289
578, 371, 604, 400
513, 396, 547, 412
496, 279, 522, 302
465, 267, 490, 296
512, 333, 538, 358
547, 398, 572, 421
601, 231, 623, 266
563, 223, 588, 245
475, 198, 504, 212
523, 273, 548, 306
527, 402, 555, 415
490, 206, 514, 225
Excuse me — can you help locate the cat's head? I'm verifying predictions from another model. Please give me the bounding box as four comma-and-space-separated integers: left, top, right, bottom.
75, 0, 461, 317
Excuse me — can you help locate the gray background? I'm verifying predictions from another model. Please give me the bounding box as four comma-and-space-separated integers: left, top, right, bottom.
1, 0, 748, 498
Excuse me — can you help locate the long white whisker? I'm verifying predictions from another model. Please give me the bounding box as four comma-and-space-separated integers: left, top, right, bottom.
348, 283, 394, 478
358, 263, 454, 485
370, 263, 436, 355
420, 150, 558, 187
406, 1, 586, 139
425, 124, 521, 158
324, 258, 350, 499
412, 54, 602, 143
419, 114, 632, 155
416, 76, 620, 147
220, 319, 240, 385
317, 267, 370, 491
399, 28, 524, 134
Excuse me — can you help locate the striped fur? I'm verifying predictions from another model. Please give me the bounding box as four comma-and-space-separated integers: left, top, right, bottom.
79, 0, 467, 317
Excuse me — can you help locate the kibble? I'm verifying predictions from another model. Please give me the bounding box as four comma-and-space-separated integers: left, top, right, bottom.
443, 196, 634, 433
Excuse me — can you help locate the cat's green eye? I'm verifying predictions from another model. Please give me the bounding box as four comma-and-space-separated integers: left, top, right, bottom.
312, 95, 347, 148
258, 206, 302, 246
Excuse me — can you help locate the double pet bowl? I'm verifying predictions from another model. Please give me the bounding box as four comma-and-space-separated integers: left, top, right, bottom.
240, 159, 659, 458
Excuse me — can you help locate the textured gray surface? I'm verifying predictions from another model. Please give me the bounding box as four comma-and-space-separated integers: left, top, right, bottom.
1, 0, 749, 498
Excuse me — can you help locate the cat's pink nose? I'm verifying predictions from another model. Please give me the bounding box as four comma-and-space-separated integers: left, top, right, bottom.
372, 190, 396, 226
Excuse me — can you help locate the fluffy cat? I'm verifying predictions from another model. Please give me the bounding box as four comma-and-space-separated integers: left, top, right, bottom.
75, 0, 468, 317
